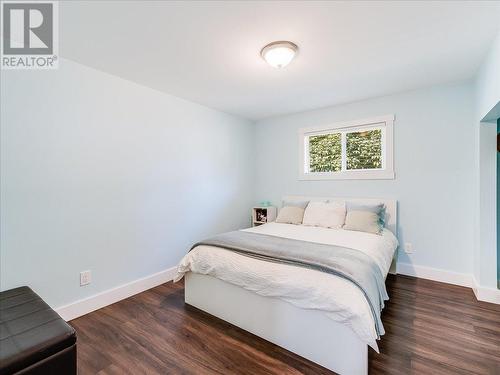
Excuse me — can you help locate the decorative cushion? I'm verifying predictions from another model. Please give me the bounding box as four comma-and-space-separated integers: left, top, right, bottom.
344, 210, 382, 234
276, 206, 305, 225
302, 201, 346, 229
345, 202, 386, 226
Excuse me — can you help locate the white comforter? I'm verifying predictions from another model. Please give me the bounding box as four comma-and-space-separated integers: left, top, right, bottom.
175, 222, 398, 351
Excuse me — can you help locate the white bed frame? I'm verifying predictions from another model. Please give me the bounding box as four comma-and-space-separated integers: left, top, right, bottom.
185, 196, 398, 375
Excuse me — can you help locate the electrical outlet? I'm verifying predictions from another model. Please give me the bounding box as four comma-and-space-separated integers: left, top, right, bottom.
80, 270, 91, 286
404, 243, 413, 254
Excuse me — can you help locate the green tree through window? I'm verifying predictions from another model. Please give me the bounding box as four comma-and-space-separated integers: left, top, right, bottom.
301, 116, 393, 179
308, 129, 382, 172
346, 129, 382, 170
308, 133, 341, 172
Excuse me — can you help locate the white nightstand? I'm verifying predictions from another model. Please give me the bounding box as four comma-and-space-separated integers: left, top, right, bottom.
252, 206, 277, 227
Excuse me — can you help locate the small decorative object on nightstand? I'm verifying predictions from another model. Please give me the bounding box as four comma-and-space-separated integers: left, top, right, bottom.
252, 206, 277, 227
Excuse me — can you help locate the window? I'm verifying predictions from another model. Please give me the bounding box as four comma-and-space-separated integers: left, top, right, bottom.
299, 115, 394, 180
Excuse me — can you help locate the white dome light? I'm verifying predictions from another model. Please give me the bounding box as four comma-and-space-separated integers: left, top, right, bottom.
260, 41, 298, 68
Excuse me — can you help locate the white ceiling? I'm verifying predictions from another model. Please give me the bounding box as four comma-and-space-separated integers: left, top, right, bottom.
60, 1, 500, 120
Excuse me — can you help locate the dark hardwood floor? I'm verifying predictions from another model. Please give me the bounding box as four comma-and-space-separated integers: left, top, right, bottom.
71, 275, 500, 374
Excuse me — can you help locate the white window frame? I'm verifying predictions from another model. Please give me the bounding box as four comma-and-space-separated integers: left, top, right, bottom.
299, 114, 395, 180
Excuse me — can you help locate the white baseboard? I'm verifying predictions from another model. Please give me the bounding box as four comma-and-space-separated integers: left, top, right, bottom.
55, 262, 498, 322
472, 277, 500, 304
473, 286, 500, 304
397, 263, 500, 304
396, 262, 474, 288
56, 266, 177, 321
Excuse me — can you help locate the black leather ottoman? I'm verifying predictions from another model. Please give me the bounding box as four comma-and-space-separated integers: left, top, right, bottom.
0, 287, 77, 375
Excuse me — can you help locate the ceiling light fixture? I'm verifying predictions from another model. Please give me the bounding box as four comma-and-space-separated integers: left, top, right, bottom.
260, 41, 298, 68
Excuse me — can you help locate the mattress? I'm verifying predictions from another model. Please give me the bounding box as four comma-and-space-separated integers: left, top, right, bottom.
175, 222, 398, 350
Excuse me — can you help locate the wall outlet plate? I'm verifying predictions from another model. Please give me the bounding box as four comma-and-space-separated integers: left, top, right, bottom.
80, 270, 91, 286
404, 243, 413, 254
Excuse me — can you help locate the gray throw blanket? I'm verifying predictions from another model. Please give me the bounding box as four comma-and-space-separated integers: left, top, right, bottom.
191, 230, 388, 338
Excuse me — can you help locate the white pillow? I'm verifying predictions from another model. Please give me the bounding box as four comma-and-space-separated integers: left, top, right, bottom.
302, 201, 346, 229
276, 206, 305, 225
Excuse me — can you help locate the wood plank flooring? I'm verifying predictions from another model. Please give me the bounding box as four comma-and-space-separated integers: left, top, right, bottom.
71, 275, 500, 374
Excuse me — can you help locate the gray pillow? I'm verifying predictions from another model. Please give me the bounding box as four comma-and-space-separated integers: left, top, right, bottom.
346, 202, 386, 227
276, 206, 305, 225
282, 200, 310, 209
344, 211, 382, 234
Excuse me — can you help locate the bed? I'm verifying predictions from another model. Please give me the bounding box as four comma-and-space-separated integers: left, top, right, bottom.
175, 196, 398, 375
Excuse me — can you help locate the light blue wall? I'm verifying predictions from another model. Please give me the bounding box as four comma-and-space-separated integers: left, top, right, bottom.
254, 82, 475, 275
498, 118, 500, 287
1, 35, 498, 308
0, 59, 255, 308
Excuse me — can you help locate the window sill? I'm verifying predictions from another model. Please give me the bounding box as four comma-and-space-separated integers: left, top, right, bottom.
299, 170, 395, 181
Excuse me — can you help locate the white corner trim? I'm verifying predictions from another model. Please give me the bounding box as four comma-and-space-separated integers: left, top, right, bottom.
56, 266, 177, 321
397, 262, 474, 288
472, 277, 500, 304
